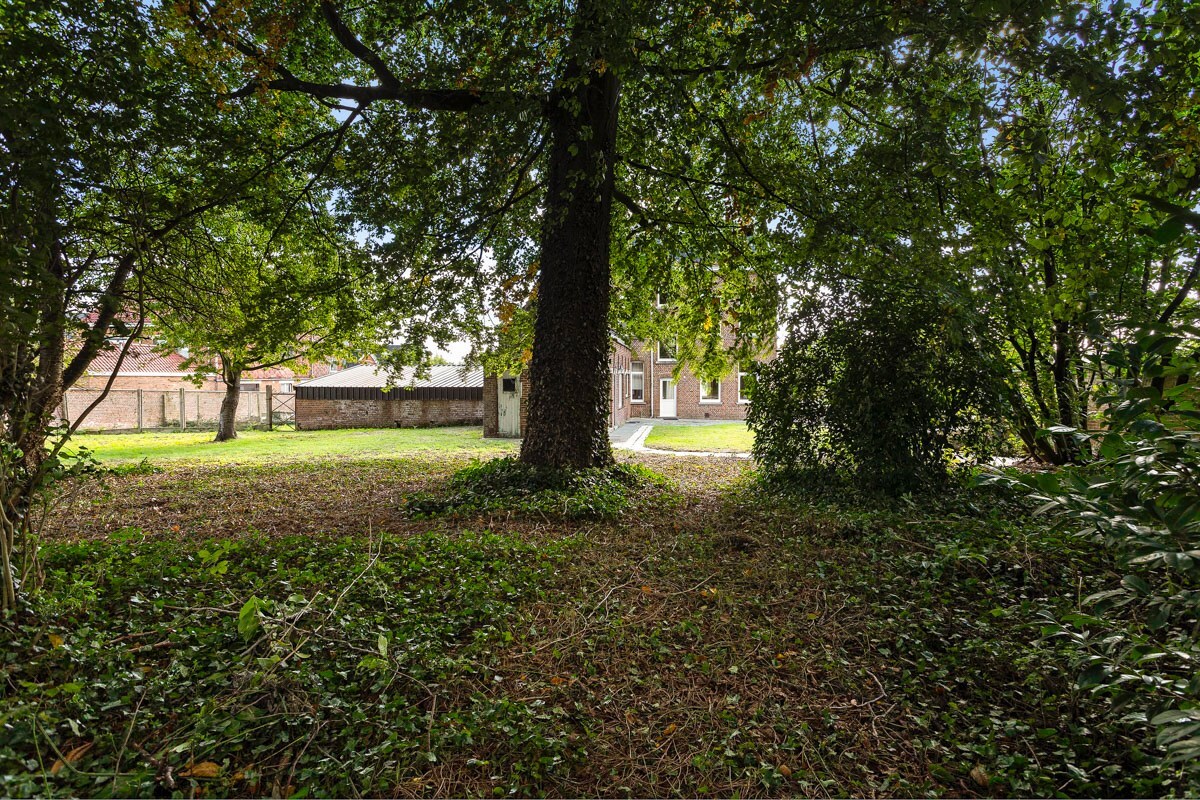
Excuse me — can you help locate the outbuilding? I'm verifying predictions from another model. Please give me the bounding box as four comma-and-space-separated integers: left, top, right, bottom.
295, 364, 484, 430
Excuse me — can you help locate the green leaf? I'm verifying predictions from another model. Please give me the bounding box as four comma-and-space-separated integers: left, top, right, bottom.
238, 596, 263, 641
1151, 216, 1187, 244
1120, 574, 1152, 596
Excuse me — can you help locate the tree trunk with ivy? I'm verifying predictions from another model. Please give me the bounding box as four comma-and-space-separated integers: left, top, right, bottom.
519, 59, 620, 470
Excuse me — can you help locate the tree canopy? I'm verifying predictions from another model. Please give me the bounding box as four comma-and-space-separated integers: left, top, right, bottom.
148, 207, 377, 440
170, 0, 1066, 467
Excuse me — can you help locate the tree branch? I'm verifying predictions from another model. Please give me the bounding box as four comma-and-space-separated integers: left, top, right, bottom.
1159, 257, 1200, 325
61, 253, 137, 389
319, 1, 399, 89
1134, 193, 1200, 230
233, 72, 540, 113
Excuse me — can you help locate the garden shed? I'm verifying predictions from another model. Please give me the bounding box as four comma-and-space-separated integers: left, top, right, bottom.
295, 364, 484, 430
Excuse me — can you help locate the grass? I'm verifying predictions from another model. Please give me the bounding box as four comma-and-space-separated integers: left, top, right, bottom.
13, 453, 1187, 798
67, 426, 517, 465
643, 421, 754, 452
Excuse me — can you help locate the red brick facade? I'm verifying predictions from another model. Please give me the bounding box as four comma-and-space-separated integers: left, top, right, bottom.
296, 397, 482, 430
625, 329, 760, 421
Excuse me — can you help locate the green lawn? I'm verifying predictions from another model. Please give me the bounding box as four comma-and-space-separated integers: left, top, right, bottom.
642, 421, 754, 452
69, 426, 516, 465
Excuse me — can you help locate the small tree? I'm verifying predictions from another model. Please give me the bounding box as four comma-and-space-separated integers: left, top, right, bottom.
149, 209, 373, 441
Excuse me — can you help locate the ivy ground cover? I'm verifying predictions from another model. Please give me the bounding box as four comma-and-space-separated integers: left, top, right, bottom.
2, 452, 1187, 797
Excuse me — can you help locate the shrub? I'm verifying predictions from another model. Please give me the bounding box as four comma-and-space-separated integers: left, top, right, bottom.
990, 326, 1200, 786
749, 282, 1005, 495
403, 456, 666, 520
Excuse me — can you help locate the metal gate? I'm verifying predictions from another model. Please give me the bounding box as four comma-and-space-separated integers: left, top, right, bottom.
267, 388, 296, 431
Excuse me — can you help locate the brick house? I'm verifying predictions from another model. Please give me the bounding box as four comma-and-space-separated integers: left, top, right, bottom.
483, 328, 772, 438
295, 364, 484, 430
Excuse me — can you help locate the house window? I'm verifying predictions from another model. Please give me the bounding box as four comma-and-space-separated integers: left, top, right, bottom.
240, 382, 260, 392
631, 361, 644, 402
657, 340, 676, 362
738, 369, 754, 403
656, 291, 671, 308
502, 377, 517, 393
700, 378, 721, 403
279, 381, 294, 394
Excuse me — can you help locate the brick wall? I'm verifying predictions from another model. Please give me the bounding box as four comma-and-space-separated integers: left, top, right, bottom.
296, 397, 483, 430
59, 388, 270, 431
483, 375, 499, 438
609, 340, 633, 428
73, 374, 222, 391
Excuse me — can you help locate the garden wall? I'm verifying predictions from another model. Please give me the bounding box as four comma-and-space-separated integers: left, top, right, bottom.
294, 386, 483, 430
59, 388, 272, 432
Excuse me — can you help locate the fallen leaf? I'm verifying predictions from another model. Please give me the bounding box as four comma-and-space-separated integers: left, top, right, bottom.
180, 761, 221, 779
550, 676, 566, 685
778, 764, 793, 778
50, 741, 93, 775
662, 723, 677, 736
640, 585, 653, 594
48, 633, 65, 648
970, 765, 989, 787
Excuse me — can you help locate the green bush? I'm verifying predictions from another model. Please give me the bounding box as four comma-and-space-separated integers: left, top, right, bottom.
749, 283, 1004, 495
403, 456, 667, 520
990, 326, 1200, 787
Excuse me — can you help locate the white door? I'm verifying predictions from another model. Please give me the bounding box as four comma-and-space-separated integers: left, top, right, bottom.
659, 379, 677, 418
498, 375, 522, 436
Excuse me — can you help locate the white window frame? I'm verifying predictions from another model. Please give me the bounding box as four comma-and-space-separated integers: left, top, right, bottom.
279, 381, 294, 394
630, 361, 645, 403
655, 291, 670, 308
738, 369, 752, 404
699, 377, 722, 404
657, 340, 677, 363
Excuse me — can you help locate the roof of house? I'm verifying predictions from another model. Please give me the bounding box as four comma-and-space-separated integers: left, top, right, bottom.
87, 341, 190, 375
297, 364, 483, 390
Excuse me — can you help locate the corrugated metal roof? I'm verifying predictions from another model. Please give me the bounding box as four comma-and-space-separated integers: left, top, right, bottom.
297, 364, 483, 390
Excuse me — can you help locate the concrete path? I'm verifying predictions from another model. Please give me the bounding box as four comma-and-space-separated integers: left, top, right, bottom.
610, 422, 752, 459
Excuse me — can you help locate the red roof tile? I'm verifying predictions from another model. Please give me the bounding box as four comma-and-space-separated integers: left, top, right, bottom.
87, 342, 190, 375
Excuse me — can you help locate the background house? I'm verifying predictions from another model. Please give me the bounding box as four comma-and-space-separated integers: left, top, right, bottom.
483, 328, 770, 438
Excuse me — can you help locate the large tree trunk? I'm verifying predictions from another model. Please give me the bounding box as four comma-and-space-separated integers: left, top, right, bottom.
519, 51, 621, 469
215, 365, 242, 442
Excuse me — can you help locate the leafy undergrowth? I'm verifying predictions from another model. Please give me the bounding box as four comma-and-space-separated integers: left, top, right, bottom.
1, 530, 573, 798
404, 456, 670, 521
11, 454, 1191, 797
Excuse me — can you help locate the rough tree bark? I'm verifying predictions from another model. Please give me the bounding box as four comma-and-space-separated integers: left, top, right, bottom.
215, 363, 242, 442
519, 57, 620, 469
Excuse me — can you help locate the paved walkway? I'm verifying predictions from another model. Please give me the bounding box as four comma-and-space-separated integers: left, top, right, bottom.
609, 420, 752, 459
